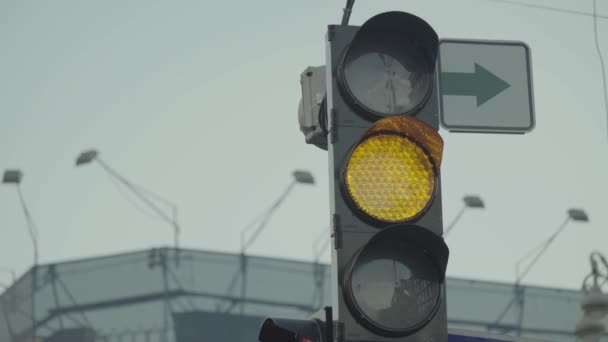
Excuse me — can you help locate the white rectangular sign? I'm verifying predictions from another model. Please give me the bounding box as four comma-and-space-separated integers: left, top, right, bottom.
438, 39, 535, 134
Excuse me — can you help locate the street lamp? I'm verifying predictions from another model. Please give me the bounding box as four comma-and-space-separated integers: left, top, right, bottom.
575, 251, 608, 342
75, 149, 181, 256
237, 170, 315, 314
2, 169, 40, 266
444, 195, 485, 236
77, 149, 181, 342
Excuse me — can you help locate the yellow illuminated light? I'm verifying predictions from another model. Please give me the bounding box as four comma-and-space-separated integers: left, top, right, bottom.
344, 116, 443, 223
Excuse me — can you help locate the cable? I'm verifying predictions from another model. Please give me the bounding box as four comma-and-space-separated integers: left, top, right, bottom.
341, 0, 355, 25
239, 206, 276, 251
592, 0, 608, 141
220, 270, 242, 312
130, 181, 178, 217
485, 0, 608, 19
480, 1, 608, 139
56, 277, 93, 328
493, 217, 571, 329
97, 159, 176, 226
167, 267, 197, 311
104, 171, 168, 223
241, 181, 296, 252
478, 0, 608, 139
312, 227, 331, 262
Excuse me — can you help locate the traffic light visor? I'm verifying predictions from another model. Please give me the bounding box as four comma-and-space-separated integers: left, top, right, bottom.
339, 11, 439, 118
344, 116, 443, 224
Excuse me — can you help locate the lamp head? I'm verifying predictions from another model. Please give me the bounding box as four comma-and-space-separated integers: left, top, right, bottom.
568, 208, 589, 222
463, 195, 484, 209
76, 149, 99, 166
2, 170, 23, 184
293, 170, 315, 185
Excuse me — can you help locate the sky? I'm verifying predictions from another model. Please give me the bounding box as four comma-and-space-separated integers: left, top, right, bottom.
0, 0, 607, 292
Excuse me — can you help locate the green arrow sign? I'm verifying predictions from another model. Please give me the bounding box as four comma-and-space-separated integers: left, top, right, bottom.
440, 63, 510, 106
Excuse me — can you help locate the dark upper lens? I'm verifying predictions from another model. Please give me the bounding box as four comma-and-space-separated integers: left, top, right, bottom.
348, 237, 441, 332
342, 33, 432, 116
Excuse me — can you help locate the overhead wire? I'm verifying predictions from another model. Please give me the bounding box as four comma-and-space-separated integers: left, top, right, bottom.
467, 1, 608, 329
341, 0, 356, 25
592, 0, 608, 141
104, 170, 167, 223
485, 0, 608, 19
480, 0, 608, 139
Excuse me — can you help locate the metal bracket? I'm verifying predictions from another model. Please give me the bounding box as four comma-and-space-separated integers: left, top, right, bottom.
324, 306, 333, 342
333, 214, 342, 250
334, 321, 345, 342
330, 109, 337, 143
328, 25, 336, 42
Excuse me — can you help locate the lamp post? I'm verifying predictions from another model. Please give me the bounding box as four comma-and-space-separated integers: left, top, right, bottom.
575, 251, 608, 342
311, 228, 330, 309
2, 170, 40, 266
514, 208, 589, 283
76, 149, 182, 342
444, 195, 485, 236
492, 208, 589, 335
239, 170, 315, 252
75, 149, 181, 255
238, 170, 315, 314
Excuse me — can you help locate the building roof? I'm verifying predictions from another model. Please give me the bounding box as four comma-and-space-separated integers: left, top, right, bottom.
0, 247, 598, 342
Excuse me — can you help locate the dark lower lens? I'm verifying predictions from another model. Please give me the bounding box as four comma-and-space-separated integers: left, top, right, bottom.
348, 237, 441, 332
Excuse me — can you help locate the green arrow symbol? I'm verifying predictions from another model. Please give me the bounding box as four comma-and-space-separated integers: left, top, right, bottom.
440, 63, 510, 106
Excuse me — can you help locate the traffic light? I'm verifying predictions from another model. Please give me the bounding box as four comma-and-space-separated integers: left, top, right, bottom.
258, 307, 332, 342
260, 10, 449, 342
324, 11, 449, 341
258, 318, 325, 342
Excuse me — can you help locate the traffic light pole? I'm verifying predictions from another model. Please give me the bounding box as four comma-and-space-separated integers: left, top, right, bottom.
340, 0, 355, 25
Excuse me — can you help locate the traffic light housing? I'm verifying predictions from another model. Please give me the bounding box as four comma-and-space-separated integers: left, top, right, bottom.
325, 11, 449, 341
261, 10, 449, 342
